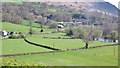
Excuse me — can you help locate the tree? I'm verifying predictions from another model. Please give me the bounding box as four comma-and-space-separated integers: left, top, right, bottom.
2, 13, 11, 22
82, 27, 93, 49
72, 27, 85, 39
92, 27, 103, 40
109, 30, 118, 42
66, 26, 96, 49
28, 13, 34, 35
11, 15, 22, 24
48, 21, 58, 29
66, 29, 73, 36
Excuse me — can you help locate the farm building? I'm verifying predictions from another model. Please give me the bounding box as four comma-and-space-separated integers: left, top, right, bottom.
57, 25, 64, 28
0, 30, 7, 37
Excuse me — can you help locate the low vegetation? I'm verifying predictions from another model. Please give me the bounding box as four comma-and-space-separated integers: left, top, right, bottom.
1, 58, 44, 66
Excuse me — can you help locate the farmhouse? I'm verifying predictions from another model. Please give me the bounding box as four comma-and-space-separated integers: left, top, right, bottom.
57, 24, 64, 28
0, 30, 7, 37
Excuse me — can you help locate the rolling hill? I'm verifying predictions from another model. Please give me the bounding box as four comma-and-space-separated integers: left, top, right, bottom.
47, 1, 119, 15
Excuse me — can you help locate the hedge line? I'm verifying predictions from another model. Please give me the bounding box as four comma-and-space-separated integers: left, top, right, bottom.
43, 36, 73, 39
24, 39, 60, 51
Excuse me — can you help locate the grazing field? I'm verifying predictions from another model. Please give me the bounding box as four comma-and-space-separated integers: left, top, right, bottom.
2, 46, 118, 66
1, 22, 119, 66
2, 39, 50, 54
1, 22, 51, 54
27, 34, 116, 49
2, 22, 54, 33
2, 22, 39, 33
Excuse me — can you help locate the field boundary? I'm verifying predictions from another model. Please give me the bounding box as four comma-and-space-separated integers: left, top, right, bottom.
24, 39, 60, 50
0, 42, 119, 57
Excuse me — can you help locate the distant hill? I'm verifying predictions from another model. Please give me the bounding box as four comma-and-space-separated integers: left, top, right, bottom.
47, 1, 119, 15
91, 2, 119, 15
2, 1, 118, 25
2, 0, 119, 15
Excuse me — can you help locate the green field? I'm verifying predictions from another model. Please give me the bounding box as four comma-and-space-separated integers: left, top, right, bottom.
2, 22, 40, 33
2, 46, 118, 66
2, 39, 51, 54
1, 22, 52, 54
27, 34, 115, 49
1, 22, 119, 66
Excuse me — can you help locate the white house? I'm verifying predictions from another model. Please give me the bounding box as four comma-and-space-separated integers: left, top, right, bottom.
0, 30, 8, 37
57, 25, 64, 28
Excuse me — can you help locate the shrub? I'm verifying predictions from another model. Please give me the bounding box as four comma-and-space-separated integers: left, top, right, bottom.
2, 58, 44, 66
28, 28, 35, 35
19, 32, 26, 38
66, 29, 73, 36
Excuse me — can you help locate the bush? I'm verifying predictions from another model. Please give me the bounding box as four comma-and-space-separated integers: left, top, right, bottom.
28, 28, 35, 35
2, 58, 44, 66
19, 32, 26, 38
66, 29, 73, 36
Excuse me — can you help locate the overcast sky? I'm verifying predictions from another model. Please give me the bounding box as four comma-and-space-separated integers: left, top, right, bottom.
104, 0, 119, 8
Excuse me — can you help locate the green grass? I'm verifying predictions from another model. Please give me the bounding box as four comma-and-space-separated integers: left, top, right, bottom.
22, 20, 40, 28
2, 22, 40, 33
2, 46, 118, 66
1, 0, 22, 2
22, 20, 49, 29
2, 22, 50, 33
1, 22, 118, 66
1, 22, 51, 54
2, 39, 50, 54
27, 34, 116, 49
48, 8, 57, 12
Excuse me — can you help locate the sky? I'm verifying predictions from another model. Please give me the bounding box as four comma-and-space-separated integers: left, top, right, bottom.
104, 0, 120, 8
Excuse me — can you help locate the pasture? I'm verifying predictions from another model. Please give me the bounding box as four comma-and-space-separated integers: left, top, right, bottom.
2, 46, 118, 66
1, 22, 119, 66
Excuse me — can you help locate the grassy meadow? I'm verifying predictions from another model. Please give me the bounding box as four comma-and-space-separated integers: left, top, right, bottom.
1, 22, 119, 66
2, 46, 118, 66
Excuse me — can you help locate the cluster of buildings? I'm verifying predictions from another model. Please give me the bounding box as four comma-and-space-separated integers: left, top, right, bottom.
0, 30, 15, 37
57, 21, 84, 28
0, 30, 7, 37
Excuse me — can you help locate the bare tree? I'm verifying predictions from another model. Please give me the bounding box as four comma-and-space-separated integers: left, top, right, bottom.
82, 27, 93, 49
67, 26, 94, 49
109, 30, 118, 42
28, 13, 34, 34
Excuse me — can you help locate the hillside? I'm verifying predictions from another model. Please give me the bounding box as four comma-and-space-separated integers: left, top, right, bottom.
92, 2, 118, 15
2, 2, 118, 25
47, 1, 119, 15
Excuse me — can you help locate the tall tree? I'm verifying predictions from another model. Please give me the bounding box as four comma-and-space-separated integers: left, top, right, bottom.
28, 13, 34, 34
